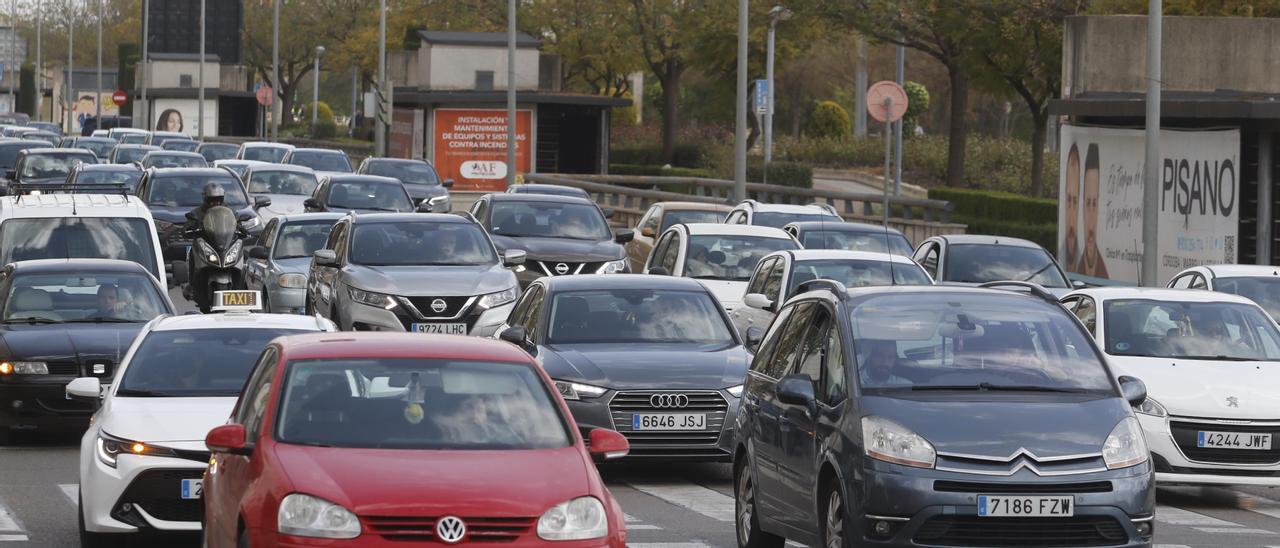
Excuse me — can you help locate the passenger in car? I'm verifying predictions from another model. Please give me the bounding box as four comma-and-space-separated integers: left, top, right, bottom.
859, 340, 910, 386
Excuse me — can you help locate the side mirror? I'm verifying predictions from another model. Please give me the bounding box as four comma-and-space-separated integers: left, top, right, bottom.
313, 249, 339, 267
1119, 375, 1147, 407
442, 178, 455, 188
503, 249, 527, 267
640, 227, 655, 238
247, 246, 269, 260
587, 428, 630, 462
745, 326, 765, 352
647, 266, 670, 276
1072, 279, 1087, 289
205, 423, 253, 456
3, 169, 13, 181
303, 198, 321, 211
236, 213, 254, 223
499, 325, 536, 355
776, 374, 816, 409
602, 207, 616, 219
66, 377, 102, 402
253, 195, 272, 209
743, 293, 775, 312
184, 210, 198, 221
614, 229, 635, 244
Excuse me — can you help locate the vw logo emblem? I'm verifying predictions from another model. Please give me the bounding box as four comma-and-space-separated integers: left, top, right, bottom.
555, 262, 570, 275
1227, 396, 1240, 408
650, 393, 690, 408
436, 516, 467, 544
430, 298, 448, 314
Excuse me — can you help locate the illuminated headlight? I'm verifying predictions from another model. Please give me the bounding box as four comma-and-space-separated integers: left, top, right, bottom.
1134, 397, 1167, 418
195, 238, 217, 262
239, 216, 261, 230
349, 287, 397, 309
478, 286, 518, 309
597, 259, 628, 274
862, 416, 935, 469
277, 493, 361, 539
5, 361, 47, 375
1103, 417, 1149, 470
537, 496, 608, 541
726, 384, 743, 398
554, 380, 607, 400
96, 432, 176, 468
277, 273, 308, 289
223, 239, 244, 264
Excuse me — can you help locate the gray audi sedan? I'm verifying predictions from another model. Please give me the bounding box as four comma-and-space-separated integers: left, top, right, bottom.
245, 212, 341, 314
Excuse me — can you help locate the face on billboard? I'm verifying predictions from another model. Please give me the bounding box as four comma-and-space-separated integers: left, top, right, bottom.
1064, 144, 1081, 267
1079, 143, 1104, 277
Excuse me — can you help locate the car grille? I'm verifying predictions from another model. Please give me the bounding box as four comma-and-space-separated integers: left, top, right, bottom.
1170, 421, 1280, 465
114, 468, 205, 523
40, 360, 114, 377
608, 391, 729, 457
403, 296, 473, 319
44, 361, 80, 376
913, 515, 1128, 547
933, 480, 1113, 494
533, 260, 606, 276
363, 515, 536, 543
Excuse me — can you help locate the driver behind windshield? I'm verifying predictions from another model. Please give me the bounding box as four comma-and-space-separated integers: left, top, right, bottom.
859, 340, 910, 386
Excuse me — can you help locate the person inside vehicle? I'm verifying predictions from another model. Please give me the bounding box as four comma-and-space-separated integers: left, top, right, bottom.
1190, 313, 1251, 357
685, 245, 722, 278
859, 340, 910, 386
184, 183, 226, 234
92, 284, 122, 318
558, 208, 594, 239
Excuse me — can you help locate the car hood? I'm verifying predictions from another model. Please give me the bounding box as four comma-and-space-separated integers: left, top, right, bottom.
539, 343, 749, 390
696, 280, 747, 310
273, 444, 590, 517
101, 396, 236, 443
257, 194, 309, 218
1107, 355, 1280, 419
861, 394, 1129, 458
345, 264, 515, 296
490, 235, 623, 262
0, 323, 143, 369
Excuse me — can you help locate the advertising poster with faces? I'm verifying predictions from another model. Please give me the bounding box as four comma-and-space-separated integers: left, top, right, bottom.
1058, 125, 1240, 284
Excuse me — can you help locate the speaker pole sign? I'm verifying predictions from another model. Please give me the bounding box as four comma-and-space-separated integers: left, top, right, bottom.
432, 108, 532, 192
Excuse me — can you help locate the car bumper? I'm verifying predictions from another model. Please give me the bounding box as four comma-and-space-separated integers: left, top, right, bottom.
0, 381, 94, 431
851, 460, 1154, 547
251, 530, 623, 548
1138, 413, 1280, 486
345, 298, 515, 338
566, 390, 739, 461
80, 435, 208, 533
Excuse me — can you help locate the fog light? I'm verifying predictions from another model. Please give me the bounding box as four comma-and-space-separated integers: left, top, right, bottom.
121, 503, 132, 512
874, 521, 891, 535
10, 400, 21, 409
1134, 520, 1153, 537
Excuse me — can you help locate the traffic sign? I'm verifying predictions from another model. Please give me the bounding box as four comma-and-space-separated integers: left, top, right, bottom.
753, 79, 769, 115
111, 90, 127, 106
256, 85, 273, 106
866, 81, 908, 124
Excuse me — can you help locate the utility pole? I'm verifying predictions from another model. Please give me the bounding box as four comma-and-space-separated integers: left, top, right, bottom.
270, 0, 280, 141
854, 35, 867, 137
350, 66, 357, 138
505, 0, 516, 186
96, 0, 102, 124
311, 45, 324, 129
893, 45, 904, 195
764, 6, 790, 174
374, 0, 386, 156
66, 16, 72, 133
733, 0, 748, 202
197, 0, 205, 138
140, 0, 148, 128
35, 0, 41, 120
9, 0, 16, 111
1141, 0, 1161, 286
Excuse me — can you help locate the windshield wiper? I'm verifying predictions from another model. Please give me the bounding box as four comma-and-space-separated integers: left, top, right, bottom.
115, 388, 173, 397
1173, 355, 1255, 362
912, 382, 1087, 393
2, 316, 62, 324
67, 317, 138, 323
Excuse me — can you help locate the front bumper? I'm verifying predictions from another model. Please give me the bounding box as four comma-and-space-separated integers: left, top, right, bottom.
0, 380, 95, 431
567, 389, 739, 461
80, 434, 209, 534
1138, 413, 1280, 486
344, 295, 515, 338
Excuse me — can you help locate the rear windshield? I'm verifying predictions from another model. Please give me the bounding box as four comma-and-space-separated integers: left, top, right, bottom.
243, 146, 289, 163
73, 140, 116, 160
72, 169, 142, 192
118, 134, 148, 145
144, 153, 208, 169
199, 144, 239, 162
944, 244, 1069, 288
290, 151, 352, 173
161, 141, 199, 152
801, 229, 913, 256
117, 328, 309, 397
0, 143, 46, 169
0, 217, 159, 278
248, 170, 318, 196
752, 211, 838, 228
365, 161, 441, 186
275, 359, 572, 450
662, 210, 726, 232
19, 153, 96, 180
113, 147, 153, 164
3, 272, 169, 323
148, 175, 248, 207
788, 259, 932, 294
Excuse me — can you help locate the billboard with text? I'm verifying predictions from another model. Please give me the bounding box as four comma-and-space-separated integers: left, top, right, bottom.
431, 108, 531, 192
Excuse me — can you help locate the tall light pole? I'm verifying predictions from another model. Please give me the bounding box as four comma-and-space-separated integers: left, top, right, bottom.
374, 0, 386, 156
732, 0, 748, 202
893, 44, 904, 195
95, 0, 102, 124
1141, 0, 1161, 286
764, 6, 790, 174
197, 0, 205, 138
35, 0, 41, 120
9, 0, 16, 110
311, 45, 324, 129
140, 0, 148, 128
505, 0, 515, 186
66, 15, 72, 133
270, 0, 279, 140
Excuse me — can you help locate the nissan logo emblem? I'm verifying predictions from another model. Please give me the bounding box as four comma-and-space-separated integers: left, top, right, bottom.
555, 262, 570, 275
649, 393, 690, 408
430, 298, 448, 314
435, 516, 466, 544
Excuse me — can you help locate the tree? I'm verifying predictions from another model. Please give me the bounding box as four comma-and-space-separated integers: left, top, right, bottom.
626, 0, 709, 164
526, 0, 643, 96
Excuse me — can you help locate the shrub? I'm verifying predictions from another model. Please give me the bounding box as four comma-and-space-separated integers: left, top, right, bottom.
608, 164, 715, 178
610, 143, 708, 169
807, 101, 851, 139
903, 81, 929, 136
748, 161, 813, 188
927, 187, 1057, 225
311, 121, 337, 139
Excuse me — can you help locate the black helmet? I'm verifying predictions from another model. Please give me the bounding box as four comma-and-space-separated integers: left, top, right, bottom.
202, 183, 225, 207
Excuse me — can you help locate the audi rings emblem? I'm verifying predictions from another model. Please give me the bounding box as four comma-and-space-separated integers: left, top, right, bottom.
650, 393, 690, 408
436, 516, 467, 544
430, 298, 448, 314
555, 262, 571, 275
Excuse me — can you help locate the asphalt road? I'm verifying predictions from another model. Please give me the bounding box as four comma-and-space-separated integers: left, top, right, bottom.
1, 289, 1279, 547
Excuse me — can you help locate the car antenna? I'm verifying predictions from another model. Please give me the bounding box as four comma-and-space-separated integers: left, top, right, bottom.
883, 218, 897, 286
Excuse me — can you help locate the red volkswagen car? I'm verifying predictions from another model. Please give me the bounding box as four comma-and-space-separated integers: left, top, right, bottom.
201, 332, 630, 547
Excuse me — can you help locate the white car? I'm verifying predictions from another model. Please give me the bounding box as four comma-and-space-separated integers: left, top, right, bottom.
70, 292, 334, 544
642, 223, 799, 310
723, 199, 842, 228
1168, 264, 1280, 320
240, 163, 320, 221
1062, 286, 1280, 486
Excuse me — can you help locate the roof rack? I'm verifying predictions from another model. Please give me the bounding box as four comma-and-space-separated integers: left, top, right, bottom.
977, 281, 1059, 305
795, 278, 847, 296
8, 182, 131, 196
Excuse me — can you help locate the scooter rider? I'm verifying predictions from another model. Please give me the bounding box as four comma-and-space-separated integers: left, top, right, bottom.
185, 184, 226, 233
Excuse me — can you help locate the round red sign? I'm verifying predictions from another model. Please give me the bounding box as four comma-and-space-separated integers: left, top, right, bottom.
865, 81, 908, 124
256, 86, 273, 106
111, 90, 127, 106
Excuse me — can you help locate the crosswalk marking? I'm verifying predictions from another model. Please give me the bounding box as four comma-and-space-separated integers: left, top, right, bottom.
627, 483, 735, 522
1156, 505, 1238, 527
625, 513, 662, 530
1230, 490, 1280, 521
58, 484, 77, 505
0, 534, 27, 542
0, 496, 25, 542
628, 544, 712, 548
1191, 526, 1275, 534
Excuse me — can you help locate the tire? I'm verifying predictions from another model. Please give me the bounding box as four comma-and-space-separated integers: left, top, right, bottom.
821, 480, 852, 548
78, 490, 122, 548
734, 459, 784, 548
0, 427, 11, 446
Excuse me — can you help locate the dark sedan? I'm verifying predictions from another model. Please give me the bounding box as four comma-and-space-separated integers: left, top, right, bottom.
0, 259, 176, 443
303, 173, 421, 214
59, 137, 117, 162
496, 274, 749, 460
356, 157, 452, 211
7, 148, 99, 193
134, 167, 268, 252
65, 163, 143, 193
0, 141, 53, 182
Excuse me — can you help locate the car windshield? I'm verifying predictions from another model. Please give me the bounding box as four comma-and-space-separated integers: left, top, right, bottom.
788, 259, 932, 294
0, 144, 44, 168
118, 134, 147, 145
200, 144, 239, 162
366, 161, 441, 185
19, 153, 94, 180
243, 146, 289, 163
547, 288, 735, 344
490, 201, 612, 240
851, 293, 1113, 391
113, 147, 152, 164
72, 169, 142, 192
74, 140, 115, 160
351, 222, 496, 266
801, 229, 914, 256
945, 243, 1069, 288
162, 140, 199, 152
247, 170, 318, 195
117, 328, 308, 397
144, 154, 207, 169
274, 220, 336, 259
1213, 277, 1280, 320
662, 210, 726, 232
1102, 298, 1280, 361
752, 211, 838, 228
275, 358, 572, 450
327, 180, 412, 211
148, 175, 248, 207
0, 218, 159, 278
3, 272, 168, 323
219, 164, 251, 178
291, 151, 351, 172
684, 234, 799, 281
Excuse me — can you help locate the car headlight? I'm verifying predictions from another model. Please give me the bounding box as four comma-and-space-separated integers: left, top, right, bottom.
1103, 416, 1148, 470
0, 361, 47, 375
861, 416, 935, 469
537, 496, 608, 541
428, 194, 449, 205
554, 380, 607, 400
277, 493, 361, 539
597, 259, 628, 274
478, 286, 518, 309
277, 273, 309, 289
1134, 397, 1167, 418
195, 238, 217, 263
726, 384, 743, 398
239, 216, 261, 230
96, 432, 176, 468
349, 287, 397, 309
223, 239, 244, 264
154, 220, 174, 233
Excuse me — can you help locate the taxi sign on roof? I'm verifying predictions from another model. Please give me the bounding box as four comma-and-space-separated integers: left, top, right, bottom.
212, 290, 261, 312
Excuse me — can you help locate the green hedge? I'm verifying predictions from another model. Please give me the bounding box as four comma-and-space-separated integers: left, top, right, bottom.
609, 164, 715, 178
928, 187, 1056, 225
748, 161, 813, 188
611, 143, 708, 169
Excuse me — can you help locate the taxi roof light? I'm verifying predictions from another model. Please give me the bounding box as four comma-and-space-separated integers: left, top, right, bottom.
210, 290, 263, 313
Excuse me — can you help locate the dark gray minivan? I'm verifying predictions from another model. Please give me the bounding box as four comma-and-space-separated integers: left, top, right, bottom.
733, 282, 1154, 548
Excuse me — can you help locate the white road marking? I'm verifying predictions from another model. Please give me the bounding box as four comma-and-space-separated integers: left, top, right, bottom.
628, 544, 713, 548
0, 497, 25, 541
1231, 490, 1280, 521
1193, 526, 1275, 534
58, 484, 77, 505
1154, 545, 1192, 548
1156, 504, 1240, 527
627, 483, 734, 522
624, 513, 662, 530
0, 534, 27, 542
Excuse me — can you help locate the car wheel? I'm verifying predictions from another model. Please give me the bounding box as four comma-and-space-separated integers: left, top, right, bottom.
0, 427, 11, 446
735, 459, 784, 548
78, 490, 122, 548
821, 480, 851, 548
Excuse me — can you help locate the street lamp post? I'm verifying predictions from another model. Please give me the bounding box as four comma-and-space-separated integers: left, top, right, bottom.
96, 0, 102, 124
141, 0, 148, 128
197, 0, 205, 138
733, 0, 748, 202
764, 6, 791, 174
9, 0, 16, 111
66, 15, 72, 133
271, 0, 279, 141
35, 0, 41, 120
505, 0, 515, 186
374, 0, 386, 156
311, 45, 324, 130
